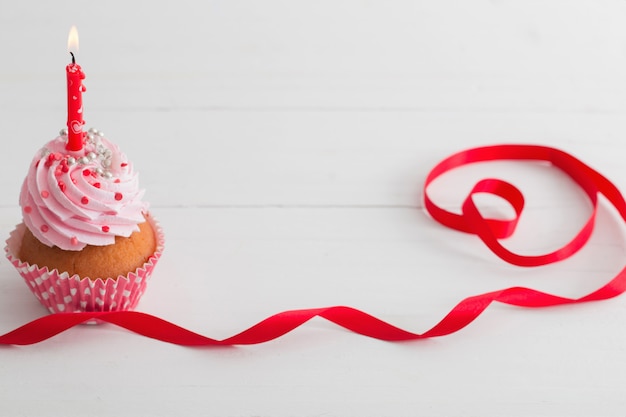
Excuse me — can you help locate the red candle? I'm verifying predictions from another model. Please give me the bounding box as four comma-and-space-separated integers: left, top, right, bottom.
66, 26, 86, 152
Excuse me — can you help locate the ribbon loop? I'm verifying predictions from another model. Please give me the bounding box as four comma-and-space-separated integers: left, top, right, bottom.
424, 145, 601, 266
462, 178, 524, 239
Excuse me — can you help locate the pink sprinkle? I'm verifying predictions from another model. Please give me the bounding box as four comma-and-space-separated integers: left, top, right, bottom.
114, 179, 121, 183
120, 162, 128, 168
81, 196, 89, 205
40, 224, 49, 233
114, 192, 123, 201
102, 225, 110, 233
93, 182, 101, 188
70, 236, 78, 246
82, 169, 91, 176
41, 190, 49, 199
58, 181, 66, 192
24, 206, 32, 214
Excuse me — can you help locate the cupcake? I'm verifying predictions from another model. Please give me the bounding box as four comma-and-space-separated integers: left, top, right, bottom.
5, 128, 164, 313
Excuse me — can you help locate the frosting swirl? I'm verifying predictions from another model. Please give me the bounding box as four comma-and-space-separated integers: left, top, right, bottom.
20, 130, 148, 250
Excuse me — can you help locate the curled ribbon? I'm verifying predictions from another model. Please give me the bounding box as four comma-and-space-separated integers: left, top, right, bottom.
1, 144, 625, 346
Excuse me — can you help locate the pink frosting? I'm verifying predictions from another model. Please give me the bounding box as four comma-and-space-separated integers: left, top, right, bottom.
20, 131, 148, 250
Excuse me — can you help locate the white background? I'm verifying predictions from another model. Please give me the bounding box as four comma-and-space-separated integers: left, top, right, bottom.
1, 1, 626, 416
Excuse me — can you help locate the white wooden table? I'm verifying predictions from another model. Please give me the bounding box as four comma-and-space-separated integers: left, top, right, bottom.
1, 1, 626, 416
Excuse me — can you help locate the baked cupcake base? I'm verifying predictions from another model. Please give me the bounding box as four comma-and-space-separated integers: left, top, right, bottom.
5, 212, 164, 314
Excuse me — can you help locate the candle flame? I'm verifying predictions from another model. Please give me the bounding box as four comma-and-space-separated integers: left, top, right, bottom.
67, 26, 79, 55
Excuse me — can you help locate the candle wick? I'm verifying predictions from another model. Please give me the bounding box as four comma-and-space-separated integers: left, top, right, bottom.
70, 52, 75, 65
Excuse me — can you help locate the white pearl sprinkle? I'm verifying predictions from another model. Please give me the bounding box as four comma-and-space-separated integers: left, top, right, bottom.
67, 157, 76, 165
87, 152, 97, 160
103, 171, 113, 179
78, 156, 89, 164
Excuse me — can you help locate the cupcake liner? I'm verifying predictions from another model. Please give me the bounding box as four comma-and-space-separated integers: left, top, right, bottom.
5, 212, 164, 314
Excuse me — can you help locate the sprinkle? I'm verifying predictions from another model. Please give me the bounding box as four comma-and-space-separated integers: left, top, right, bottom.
83, 169, 91, 176
93, 182, 101, 188
40, 224, 49, 233
114, 179, 121, 183
70, 236, 78, 246
24, 206, 32, 214
114, 192, 123, 201
81, 196, 89, 205
102, 225, 110, 233
58, 181, 66, 192
41, 190, 49, 199
35, 160, 40, 168
59, 160, 69, 174
120, 162, 128, 168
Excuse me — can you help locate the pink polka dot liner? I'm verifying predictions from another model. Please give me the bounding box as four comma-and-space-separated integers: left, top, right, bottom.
4, 213, 164, 314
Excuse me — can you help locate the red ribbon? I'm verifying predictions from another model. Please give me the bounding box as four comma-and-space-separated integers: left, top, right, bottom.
2, 144, 625, 346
